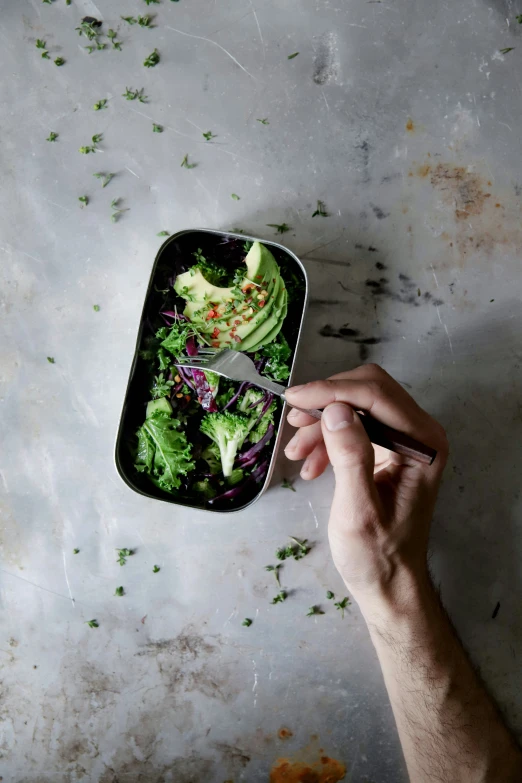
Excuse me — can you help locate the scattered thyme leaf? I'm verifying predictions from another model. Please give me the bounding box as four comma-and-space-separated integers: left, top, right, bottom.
271, 590, 287, 605
114, 586, 124, 596
242, 618, 253, 627
54, 57, 65, 66
79, 146, 95, 154
144, 0, 160, 4
281, 478, 295, 491
93, 304, 100, 311
42, 0, 53, 4
326, 590, 334, 600
107, 29, 117, 40
517, 14, 522, 23
192, 248, 205, 263
500, 47, 514, 54
202, 130, 216, 141
122, 87, 147, 102
265, 564, 281, 586
152, 123, 163, 133
143, 48, 160, 67
93, 99, 108, 111
152, 565, 160, 573
157, 230, 170, 236
86, 619, 99, 628
257, 118, 269, 125
116, 547, 134, 566
36, 39, 47, 49
288, 52, 299, 59
231, 193, 240, 200
76, 20, 99, 40
46, 131, 58, 142
93, 171, 115, 188
312, 199, 329, 217
306, 605, 324, 616
78, 195, 89, 206
47, 356, 55, 363
181, 153, 197, 169
73, 548, 80, 554
137, 14, 154, 27
334, 597, 351, 619
122, 15, 137, 24
266, 223, 291, 234
41, 51, 50, 58
91, 133, 103, 144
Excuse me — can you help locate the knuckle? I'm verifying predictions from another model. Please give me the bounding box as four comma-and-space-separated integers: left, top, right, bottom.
332, 443, 373, 470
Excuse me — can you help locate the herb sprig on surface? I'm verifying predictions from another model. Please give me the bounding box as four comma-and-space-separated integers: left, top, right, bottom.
122, 87, 147, 102
242, 618, 253, 627
271, 591, 287, 604
93, 172, 115, 188
86, 619, 99, 628
46, 131, 58, 142
312, 200, 329, 217
143, 48, 160, 67
334, 597, 350, 618
181, 154, 197, 169
203, 131, 216, 140
116, 548, 134, 566
265, 564, 281, 586
115, 586, 124, 596
93, 99, 108, 111
306, 605, 324, 616
111, 198, 129, 222
276, 536, 311, 561
281, 478, 295, 491
266, 223, 291, 234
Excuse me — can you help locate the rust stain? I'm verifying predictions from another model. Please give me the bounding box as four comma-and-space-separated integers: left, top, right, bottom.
406, 117, 414, 133
429, 163, 488, 219
417, 163, 431, 178
270, 756, 346, 783
278, 727, 294, 740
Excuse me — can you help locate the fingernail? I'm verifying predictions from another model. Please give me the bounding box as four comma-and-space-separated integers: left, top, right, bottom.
301, 459, 311, 478
287, 408, 299, 421
286, 384, 305, 395
323, 403, 354, 432
285, 432, 299, 452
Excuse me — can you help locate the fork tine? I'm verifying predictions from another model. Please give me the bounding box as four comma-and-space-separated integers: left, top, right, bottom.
174, 357, 209, 365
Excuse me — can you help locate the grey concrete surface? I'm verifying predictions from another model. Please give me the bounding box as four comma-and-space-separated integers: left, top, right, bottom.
1, 0, 522, 780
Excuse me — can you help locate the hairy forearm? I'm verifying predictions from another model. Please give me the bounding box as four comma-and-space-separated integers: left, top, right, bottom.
359, 573, 522, 783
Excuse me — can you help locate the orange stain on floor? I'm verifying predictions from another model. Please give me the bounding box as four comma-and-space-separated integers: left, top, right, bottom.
278, 727, 294, 740
270, 755, 346, 783
406, 117, 415, 132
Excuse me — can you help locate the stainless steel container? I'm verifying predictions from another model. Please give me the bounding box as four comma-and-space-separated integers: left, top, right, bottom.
115, 228, 309, 513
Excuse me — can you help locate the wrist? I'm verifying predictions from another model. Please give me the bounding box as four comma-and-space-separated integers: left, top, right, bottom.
349, 565, 436, 628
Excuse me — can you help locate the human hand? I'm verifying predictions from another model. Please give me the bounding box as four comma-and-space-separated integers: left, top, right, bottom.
284, 365, 448, 608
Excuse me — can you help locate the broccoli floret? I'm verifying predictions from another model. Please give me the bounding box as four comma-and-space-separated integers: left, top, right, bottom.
192, 478, 216, 499
237, 388, 264, 413
200, 412, 250, 477
202, 442, 221, 474
226, 468, 244, 487
249, 399, 277, 443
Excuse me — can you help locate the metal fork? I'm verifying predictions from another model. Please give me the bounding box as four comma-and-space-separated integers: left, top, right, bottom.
174, 348, 437, 465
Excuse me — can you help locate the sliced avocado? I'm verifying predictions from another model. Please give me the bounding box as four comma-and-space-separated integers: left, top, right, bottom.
247, 289, 288, 352
212, 275, 283, 349
146, 397, 173, 418
174, 268, 235, 306
240, 286, 287, 352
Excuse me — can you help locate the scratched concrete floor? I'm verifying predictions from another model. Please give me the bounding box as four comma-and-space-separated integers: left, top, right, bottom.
1, 0, 522, 781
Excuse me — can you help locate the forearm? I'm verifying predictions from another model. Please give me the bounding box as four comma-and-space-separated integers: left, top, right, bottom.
359, 572, 522, 783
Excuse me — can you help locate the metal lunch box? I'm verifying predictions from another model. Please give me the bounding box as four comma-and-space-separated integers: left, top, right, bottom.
114, 228, 309, 513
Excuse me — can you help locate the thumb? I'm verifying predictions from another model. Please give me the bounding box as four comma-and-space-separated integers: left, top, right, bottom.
321, 403, 379, 518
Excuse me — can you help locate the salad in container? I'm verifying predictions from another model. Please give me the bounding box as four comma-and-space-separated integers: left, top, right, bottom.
115, 229, 308, 512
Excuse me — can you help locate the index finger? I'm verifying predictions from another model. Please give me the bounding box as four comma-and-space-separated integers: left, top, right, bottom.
285, 365, 447, 453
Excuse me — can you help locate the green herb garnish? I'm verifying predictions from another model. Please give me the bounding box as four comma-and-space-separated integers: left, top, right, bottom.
47, 356, 55, 363
281, 478, 295, 491
231, 193, 240, 200
116, 548, 134, 566
326, 590, 334, 600
93, 304, 100, 311
107, 29, 122, 50
78, 195, 89, 206
111, 199, 129, 222
202, 130, 216, 140
54, 57, 65, 66
138, 15, 154, 27
93, 99, 108, 111
144, 0, 160, 4
143, 48, 160, 67
265, 564, 281, 586
288, 52, 299, 59
334, 597, 350, 618
122, 16, 137, 24
266, 223, 291, 234
152, 123, 163, 133
257, 118, 269, 125
76, 20, 99, 40
36, 39, 46, 49
73, 548, 80, 554
46, 131, 58, 142
86, 619, 99, 628
517, 14, 522, 23
93, 172, 115, 188
157, 230, 170, 236
192, 248, 205, 263
114, 586, 124, 596
306, 606, 324, 617
122, 87, 147, 102
41, 51, 50, 59
92, 133, 102, 144
271, 591, 287, 605
242, 618, 253, 627
181, 153, 197, 169
312, 199, 329, 217
500, 47, 514, 54
152, 565, 160, 573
